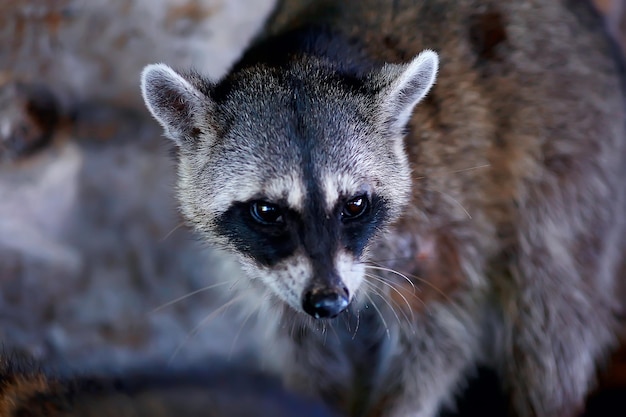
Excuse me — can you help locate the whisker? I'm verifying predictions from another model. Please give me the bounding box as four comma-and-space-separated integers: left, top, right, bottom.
364, 272, 421, 303
364, 273, 418, 322
428, 187, 472, 219
168, 294, 245, 364
352, 305, 361, 340
331, 317, 345, 344
367, 256, 417, 263
296, 319, 306, 342
149, 280, 234, 314
363, 279, 405, 326
159, 221, 187, 242
289, 312, 300, 340
414, 162, 483, 219
414, 163, 491, 180
364, 265, 417, 293
363, 291, 390, 339
403, 270, 453, 305
341, 310, 352, 333
368, 260, 453, 305
228, 302, 258, 360
321, 322, 329, 346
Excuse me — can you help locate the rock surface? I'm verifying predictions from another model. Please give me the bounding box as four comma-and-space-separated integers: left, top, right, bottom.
0, 0, 275, 109
0, 0, 274, 374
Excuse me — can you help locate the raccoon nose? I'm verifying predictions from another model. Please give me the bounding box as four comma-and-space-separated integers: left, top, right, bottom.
302, 286, 349, 319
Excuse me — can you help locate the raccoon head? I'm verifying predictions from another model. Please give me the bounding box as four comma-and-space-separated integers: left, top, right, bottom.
141, 50, 438, 319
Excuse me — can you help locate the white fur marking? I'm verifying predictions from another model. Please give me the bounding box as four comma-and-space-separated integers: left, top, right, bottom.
252, 252, 313, 313
321, 171, 364, 211
264, 173, 306, 210
336, 250, 364, 301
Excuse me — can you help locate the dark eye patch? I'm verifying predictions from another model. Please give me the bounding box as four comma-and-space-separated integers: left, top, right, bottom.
215, 200, 297, 266
339, 193, 388, 257
214, 192, 389, 269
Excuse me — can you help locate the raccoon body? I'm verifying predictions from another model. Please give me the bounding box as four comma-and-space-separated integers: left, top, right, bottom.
141, 0, 626, 416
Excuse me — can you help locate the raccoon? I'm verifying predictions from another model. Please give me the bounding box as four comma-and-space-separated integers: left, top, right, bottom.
141, 0, 626, 416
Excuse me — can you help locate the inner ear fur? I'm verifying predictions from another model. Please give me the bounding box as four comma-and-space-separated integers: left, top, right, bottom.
373, 50, 439, 134
141, 63, 214, 147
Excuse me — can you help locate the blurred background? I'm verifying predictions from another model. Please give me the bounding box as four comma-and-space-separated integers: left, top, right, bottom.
0, 0, 624, 395
0, 0, 276, 373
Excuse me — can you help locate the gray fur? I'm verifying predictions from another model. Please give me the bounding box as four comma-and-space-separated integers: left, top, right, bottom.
141, 1, 626, 416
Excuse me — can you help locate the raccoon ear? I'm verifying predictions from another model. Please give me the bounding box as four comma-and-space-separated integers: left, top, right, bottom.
375, 50, 438, 134
140, 63, 212, 147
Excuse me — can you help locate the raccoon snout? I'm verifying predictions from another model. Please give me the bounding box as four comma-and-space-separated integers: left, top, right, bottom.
302, 286, 349, 319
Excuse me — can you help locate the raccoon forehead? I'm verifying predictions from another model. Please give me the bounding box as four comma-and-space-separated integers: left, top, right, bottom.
199, 169, 307, 215
321, 171, 372, 210
262, 173, 306, 209
319, 157, 411, 215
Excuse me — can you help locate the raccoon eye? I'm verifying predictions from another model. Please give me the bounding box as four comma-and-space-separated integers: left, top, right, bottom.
341, 195, 369, 220
250, 201, 284, 225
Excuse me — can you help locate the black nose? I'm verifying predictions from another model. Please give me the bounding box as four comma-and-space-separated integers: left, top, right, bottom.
302, 286, 349, 319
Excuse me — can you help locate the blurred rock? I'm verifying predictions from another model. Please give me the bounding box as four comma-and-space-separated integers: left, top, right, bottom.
0, 81, 61, 162
0, 0, 275, 374
0, 0, 275, 110
0, 102, 259, 373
